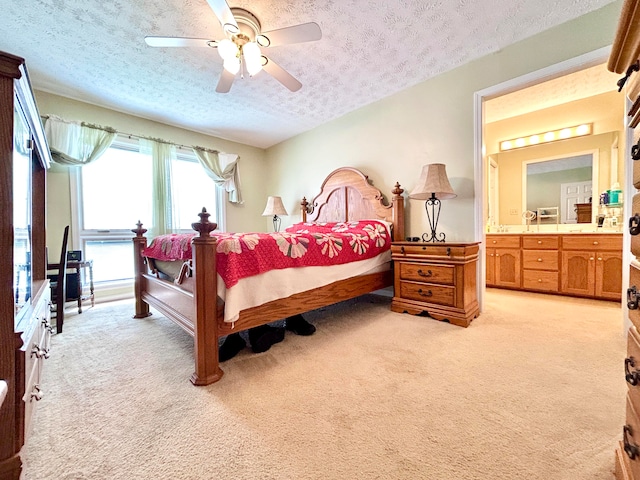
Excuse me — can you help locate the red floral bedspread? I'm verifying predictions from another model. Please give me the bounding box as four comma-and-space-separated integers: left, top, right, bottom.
142, 220, 391, 288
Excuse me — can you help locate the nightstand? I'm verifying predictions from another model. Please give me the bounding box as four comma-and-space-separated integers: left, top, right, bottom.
391, 242, 480, 327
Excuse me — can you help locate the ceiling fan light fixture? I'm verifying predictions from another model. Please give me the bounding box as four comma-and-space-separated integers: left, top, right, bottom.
223, 57, 240, 75
243, 41, 262, 76
217, 38, 238, 61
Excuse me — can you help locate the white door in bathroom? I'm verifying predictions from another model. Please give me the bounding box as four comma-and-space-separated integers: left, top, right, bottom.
560, 180, 592, 223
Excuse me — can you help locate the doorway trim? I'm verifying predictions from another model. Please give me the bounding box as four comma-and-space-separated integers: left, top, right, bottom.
473, 46, 612, 309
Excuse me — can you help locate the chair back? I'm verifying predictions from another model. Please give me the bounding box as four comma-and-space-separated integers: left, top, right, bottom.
50, 225, 69, 333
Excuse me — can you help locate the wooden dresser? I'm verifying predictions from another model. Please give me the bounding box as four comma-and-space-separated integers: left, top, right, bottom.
391, 242, 480, 327
0, 52, 51, 480
608, 1, 640, 477
486, 233, 622, 301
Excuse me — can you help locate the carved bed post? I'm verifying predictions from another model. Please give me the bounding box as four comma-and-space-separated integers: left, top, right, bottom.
132, 221, 151, 319
190, 208, 223, 385
392, 182, 405, 241
300, 197, 309, 222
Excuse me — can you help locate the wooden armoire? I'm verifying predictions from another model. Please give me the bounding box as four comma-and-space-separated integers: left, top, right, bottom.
0, 52, 52, 479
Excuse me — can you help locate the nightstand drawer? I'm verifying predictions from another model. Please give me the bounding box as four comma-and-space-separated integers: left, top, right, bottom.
398, 262, 454, 285
399, 281, 455, 306
522, 270, 558, 292
522, 250, 559, 270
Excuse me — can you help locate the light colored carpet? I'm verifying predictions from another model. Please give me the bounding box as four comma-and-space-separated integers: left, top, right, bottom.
21, 289, 626, 480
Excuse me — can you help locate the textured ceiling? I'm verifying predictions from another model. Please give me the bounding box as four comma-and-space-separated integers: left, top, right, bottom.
0, 0, 621, 149
485, 63, 621, 124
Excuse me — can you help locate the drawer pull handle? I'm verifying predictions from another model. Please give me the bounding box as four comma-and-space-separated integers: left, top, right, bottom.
537, 240, 542, 244
630, 214, 640, 236
628, 286, 639, 310
593, 241, 599, 245
30, 384, 43, 402
418, 289, 433, 297
41, 318, 54, 334
30, 344, 49, 359
417, 269, 433, 277
537, 258, 542, 262
624, 425, 640, 460
400, 246, 405, 255
538, 279, 542, 283
626, 357, 640, 385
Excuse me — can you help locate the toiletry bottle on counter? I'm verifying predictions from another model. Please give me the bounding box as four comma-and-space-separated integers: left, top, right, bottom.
609, 182, 622, 205
600, 191, 609, 205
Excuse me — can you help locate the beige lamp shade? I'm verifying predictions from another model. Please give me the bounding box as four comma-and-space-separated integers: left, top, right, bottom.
409, 163, 457, 200
262, 196, 288, 216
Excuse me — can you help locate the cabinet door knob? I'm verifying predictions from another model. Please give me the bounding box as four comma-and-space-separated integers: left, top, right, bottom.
589, 257, 594, 261
417, 288, 433, 297
417, 269, 433, 277
495, 253, 499, 257
597, 257, 602, 261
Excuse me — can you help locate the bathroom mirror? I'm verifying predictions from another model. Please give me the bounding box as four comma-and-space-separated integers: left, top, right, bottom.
524, 152, 595, 224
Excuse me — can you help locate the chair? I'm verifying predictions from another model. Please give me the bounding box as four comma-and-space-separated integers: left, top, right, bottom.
47, 225, 69, 333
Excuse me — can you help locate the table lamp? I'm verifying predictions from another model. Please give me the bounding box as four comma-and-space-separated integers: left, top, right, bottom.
409, 163, 456, 242
262, 196, 288, 232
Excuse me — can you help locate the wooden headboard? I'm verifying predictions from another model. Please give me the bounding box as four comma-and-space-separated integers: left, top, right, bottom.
300, 167, 405, 241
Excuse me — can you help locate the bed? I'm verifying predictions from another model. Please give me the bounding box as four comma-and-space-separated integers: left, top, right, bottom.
131, 167, 405, 385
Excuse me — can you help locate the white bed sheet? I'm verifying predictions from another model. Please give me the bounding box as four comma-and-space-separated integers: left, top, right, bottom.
219, 249, 391, 324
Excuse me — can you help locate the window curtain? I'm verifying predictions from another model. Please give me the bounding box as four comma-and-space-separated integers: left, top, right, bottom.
43, 115, 116, 166
193, 148, 243, 204
141, 138, 176, 236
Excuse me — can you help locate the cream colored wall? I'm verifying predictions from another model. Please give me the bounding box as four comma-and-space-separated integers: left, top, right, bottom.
265, 2, 622, 242
36, 91, 268, 255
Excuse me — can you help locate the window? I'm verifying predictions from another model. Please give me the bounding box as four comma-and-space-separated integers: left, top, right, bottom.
171, 152, 222, 232
71, 136, 224, 284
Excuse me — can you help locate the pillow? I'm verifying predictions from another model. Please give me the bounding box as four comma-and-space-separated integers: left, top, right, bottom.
285, 219, 392, 236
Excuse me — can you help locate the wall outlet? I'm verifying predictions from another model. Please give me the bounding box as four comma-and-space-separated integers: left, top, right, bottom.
510, 208, 518, 215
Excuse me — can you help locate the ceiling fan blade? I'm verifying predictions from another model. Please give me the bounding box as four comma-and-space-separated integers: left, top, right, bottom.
216, 69, 236, 93
262, 57, 302, 92
205, 0, 238, 31
145, 36, 214, 47
260, 23, 322, 47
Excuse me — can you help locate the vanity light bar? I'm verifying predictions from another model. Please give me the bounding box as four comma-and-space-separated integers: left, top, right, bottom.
499, 123, 592, 151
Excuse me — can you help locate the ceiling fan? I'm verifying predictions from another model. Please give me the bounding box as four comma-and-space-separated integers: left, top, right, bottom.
144, 0, 322, 93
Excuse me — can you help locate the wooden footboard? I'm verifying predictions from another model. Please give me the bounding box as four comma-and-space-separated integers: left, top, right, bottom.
132, 167, 405, 385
